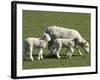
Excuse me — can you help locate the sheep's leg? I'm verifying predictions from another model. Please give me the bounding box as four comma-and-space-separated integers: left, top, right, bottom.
49, 45, 54, 55
53, 48, 57, 54
76, 46, 82, 55
38, 48, 43, 60
50, 45, 56, 55
75, 37, 83, 55
48, 41, 53, 50
29, 45, 34, 61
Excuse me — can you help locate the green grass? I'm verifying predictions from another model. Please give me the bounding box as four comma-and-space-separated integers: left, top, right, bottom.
22, 10, 91, 69
23, 53, 90, 69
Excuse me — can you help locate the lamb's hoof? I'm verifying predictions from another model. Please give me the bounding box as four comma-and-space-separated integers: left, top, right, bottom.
37, 57, 43, 61
37, 57, 40, 60
40, 58, 43, 61
57, 56, 61, 59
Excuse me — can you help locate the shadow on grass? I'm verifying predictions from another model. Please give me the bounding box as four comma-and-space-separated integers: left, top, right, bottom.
23, 53, 88, 61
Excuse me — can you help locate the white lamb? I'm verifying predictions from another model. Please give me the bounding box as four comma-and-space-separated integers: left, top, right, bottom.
24, 33, 51, 61
50, 38, 75, 59
45, 26, 89, 55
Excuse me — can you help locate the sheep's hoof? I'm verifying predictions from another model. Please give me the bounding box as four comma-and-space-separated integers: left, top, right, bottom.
31, 59, 34, 61
41, 57, 43, 60
80, 53, 83, 56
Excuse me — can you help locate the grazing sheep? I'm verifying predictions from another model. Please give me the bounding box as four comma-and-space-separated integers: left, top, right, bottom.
45, 26, 89, 55
24, 33, 51, 61
50, 38, 75, 59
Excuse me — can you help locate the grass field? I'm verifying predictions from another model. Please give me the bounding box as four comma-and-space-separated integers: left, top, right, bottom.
22, 10, 91, 69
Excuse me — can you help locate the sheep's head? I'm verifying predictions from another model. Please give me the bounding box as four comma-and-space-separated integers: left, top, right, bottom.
83, 41, 89, 53
43, 33, 51, 42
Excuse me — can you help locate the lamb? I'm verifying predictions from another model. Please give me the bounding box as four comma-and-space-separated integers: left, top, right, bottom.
23, 33, 51, 61
45, 26, 89, 55
50, 38, 75, 59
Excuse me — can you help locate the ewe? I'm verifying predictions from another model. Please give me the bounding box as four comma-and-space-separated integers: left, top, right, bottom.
45, 26, 89, 55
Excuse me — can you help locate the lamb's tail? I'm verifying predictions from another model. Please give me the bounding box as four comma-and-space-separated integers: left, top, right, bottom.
23, 39, 30, 52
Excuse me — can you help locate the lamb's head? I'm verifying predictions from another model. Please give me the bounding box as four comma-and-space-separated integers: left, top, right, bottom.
43, 33, 51, 42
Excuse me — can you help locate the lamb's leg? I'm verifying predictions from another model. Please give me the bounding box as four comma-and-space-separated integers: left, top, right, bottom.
55, 47, 61, 59
67, 47, 74, 59
76, 46, 83, 55
67, 51, 72, 59
38, 48, 43, 60
29, 45, 34, 61
23, 42, 29, 60
23, 49, 29, 60
23, 47, 27, 60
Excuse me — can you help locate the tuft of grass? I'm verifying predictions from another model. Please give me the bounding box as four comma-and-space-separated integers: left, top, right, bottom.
22, 10, 91, 69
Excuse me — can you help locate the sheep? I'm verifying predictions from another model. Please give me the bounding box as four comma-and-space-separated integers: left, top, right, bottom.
45, 26, 89, 55
23, 33, 51, 61
50, 38, 75, 59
